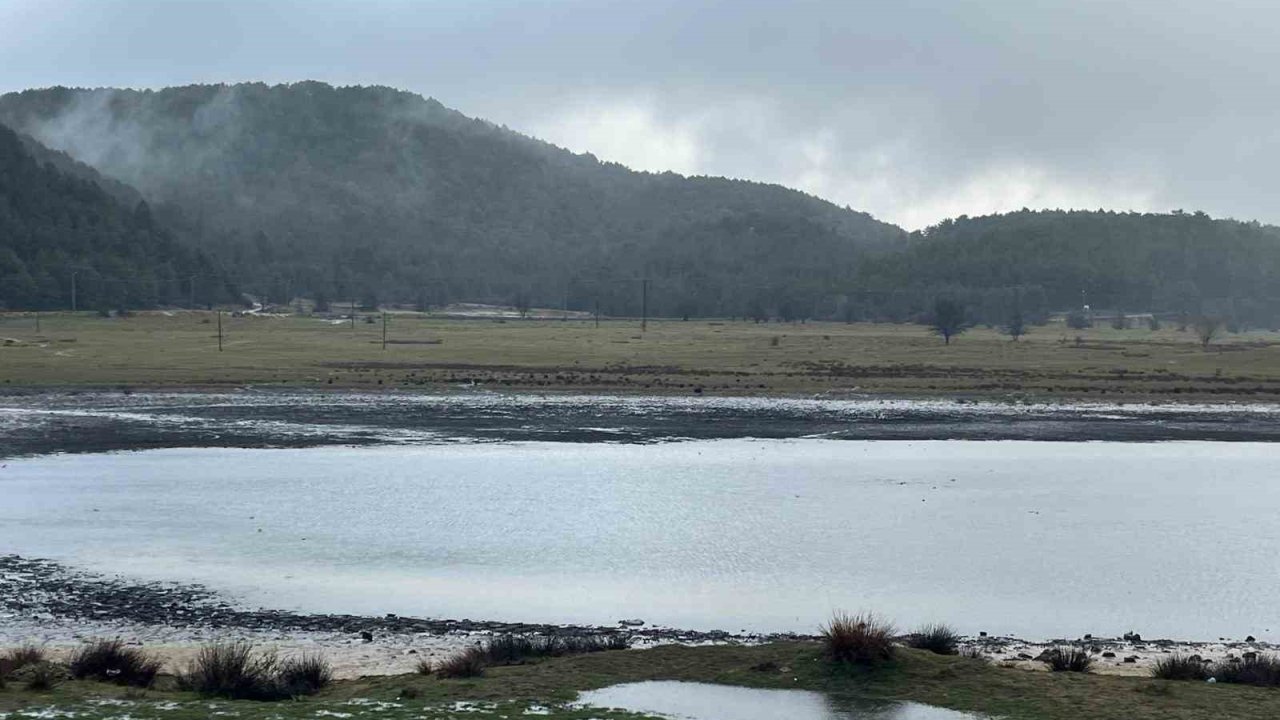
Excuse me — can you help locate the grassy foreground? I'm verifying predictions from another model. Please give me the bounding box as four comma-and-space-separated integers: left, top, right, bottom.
3, 311, 1280, 400
3, 643, 1278, 720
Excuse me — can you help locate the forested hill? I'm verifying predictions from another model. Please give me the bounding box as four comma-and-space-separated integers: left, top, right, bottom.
0, 123, 228, 310
852, 210, 1280, 327
0, 82, 905, 317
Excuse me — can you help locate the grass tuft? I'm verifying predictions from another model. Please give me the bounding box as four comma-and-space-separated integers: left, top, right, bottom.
69, 639, 161, 687
1152, 655, 1209, 681
436, 647, 486, 679
23, 663, 63, 692
907, 624, 961, 655
278, 653, 333, 695
480, 633, 629, 666
1211, 654, 1280, 687
414, 657, 434, 675
820, 612, 896, 665
1044, 646, 1093, 672
179, 641, 328, 700
0, 644, 46, 677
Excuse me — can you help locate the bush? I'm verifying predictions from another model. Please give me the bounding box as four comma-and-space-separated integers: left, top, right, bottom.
907, 624, 960, 655
69, 639, 161, 687
1211, 655, 1280, 687
1044, 646, 1092, 672
414, 657, 433, 675
1152, 655, 1209, 681
820, 612, 895, 665
180, 641, 328, 701
0, 644, 46, 677
436, 647, 486, 679
278, 654, 332, 695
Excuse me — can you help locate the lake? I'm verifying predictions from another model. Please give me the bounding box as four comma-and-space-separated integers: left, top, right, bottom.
2, 436, 1277, 640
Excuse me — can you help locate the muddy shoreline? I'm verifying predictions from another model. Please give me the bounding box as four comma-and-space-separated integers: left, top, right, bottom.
3, 389, 1280, 459
4, 554, 1273, 680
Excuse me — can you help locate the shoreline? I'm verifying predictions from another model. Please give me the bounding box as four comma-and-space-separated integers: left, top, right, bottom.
3, 554, 1272, 680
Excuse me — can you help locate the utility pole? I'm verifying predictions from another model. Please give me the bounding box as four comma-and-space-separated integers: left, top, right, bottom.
351, 300, 356, 331
594, 295, 600, 329
70, 271, 77, 312
217, 310, 223, 352
641, 278, 648, 332
381, 312, 387, 350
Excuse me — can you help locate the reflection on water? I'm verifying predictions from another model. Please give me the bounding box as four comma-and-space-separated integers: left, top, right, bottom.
578, 682, 988, 719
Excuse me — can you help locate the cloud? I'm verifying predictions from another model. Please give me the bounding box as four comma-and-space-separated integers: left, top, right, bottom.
3, 0, 1280, 229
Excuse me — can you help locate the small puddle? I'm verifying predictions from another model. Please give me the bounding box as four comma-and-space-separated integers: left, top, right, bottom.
578, 681, 989, 719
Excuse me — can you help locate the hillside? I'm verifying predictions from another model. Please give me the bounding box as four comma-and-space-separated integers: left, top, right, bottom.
0, 82, 905, 317
0, 123, 229, 311
852, 210, 1280, 327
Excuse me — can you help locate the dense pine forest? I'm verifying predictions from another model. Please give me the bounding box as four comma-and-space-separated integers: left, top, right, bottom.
2, 81, 1280, 326
0, 124, 229, 311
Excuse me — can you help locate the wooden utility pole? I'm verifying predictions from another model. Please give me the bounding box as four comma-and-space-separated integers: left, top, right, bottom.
641, 278, 648, 332
217, 310, 223, 352
381, 312, 387, 350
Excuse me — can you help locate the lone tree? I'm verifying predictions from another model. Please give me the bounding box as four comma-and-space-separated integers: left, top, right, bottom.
1193, 315, 1222, 349
930, 297, 968, 344
1003, 308, 1027, 341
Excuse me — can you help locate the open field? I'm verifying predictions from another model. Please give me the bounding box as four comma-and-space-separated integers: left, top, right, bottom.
3, 643, 1279, 720
2, 311, 1280, 400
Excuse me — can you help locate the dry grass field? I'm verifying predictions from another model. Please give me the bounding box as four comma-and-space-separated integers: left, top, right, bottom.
2, 311, 1280, 400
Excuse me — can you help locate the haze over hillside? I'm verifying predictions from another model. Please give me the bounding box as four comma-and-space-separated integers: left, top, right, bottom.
0, 82, 903, 318
2, 81, 1280, 326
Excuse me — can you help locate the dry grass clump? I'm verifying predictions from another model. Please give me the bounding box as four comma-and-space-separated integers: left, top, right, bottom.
414, 657, 434, 675
179, 641, 331, 700
69, 639, 161, 687
907, 624, 960, 655
1211, 654, 1280, 687
820, 612, 896, 665
1044, 646, 1093, 672
0, 644, 46, 677
1151, 655, 1209, 681
435, 647, 486, 679
23, 663, 64, 692
481, 633, 628, 666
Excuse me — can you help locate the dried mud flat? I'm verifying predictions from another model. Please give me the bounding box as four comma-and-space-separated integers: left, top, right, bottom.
3, 389, 1280, 459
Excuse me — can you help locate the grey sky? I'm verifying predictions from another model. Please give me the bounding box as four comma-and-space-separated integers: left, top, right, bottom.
2, 0, 1278, 229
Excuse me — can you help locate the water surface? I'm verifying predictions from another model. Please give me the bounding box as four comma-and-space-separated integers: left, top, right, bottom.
2, 439, 1276, 639
578, 682, 988, 719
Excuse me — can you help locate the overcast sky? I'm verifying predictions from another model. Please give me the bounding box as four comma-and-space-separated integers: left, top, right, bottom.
2, 0, 1278, 229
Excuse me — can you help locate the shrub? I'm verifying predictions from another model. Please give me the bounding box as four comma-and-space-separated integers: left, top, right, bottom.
436, 647, 486, 679
907, 624, 960, 655
69, 639, 161, 687
278, 654, 332, 695
0, 644, 46, 677
1152, 655, 1209, 681
1211, 655, 1280, 687
414, 657, 433, 675
820, 612, 895, 665
181, 641, 292, 701
1044, 646, 1092, 672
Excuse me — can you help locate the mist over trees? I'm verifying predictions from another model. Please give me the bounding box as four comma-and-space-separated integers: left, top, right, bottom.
0, 82, 903, 317
0, 124, 230, 311
2, 82, 1280, 326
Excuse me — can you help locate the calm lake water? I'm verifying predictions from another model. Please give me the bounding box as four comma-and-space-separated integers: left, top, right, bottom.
2, 439, 1277, 640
